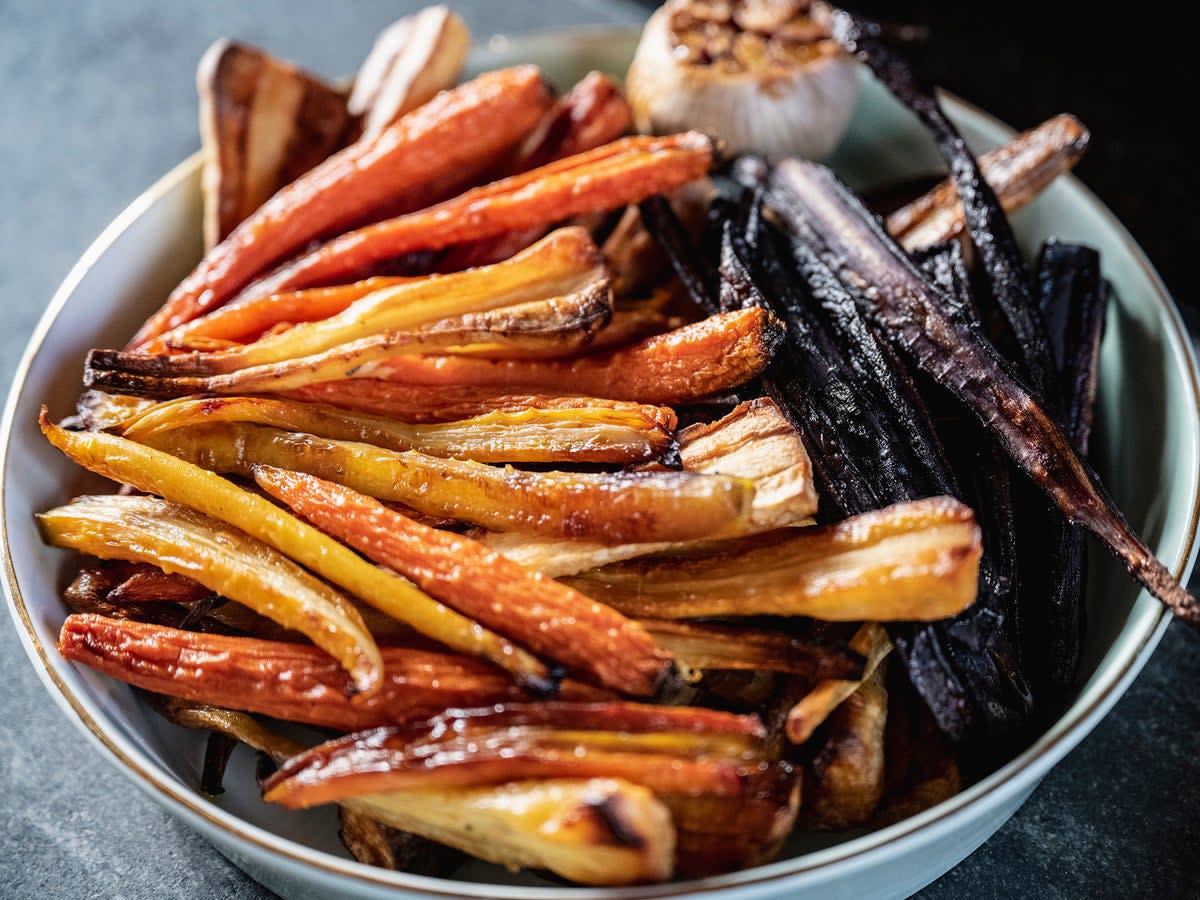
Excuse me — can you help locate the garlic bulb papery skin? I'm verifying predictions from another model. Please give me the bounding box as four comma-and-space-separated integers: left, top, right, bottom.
626, 1, 859, 162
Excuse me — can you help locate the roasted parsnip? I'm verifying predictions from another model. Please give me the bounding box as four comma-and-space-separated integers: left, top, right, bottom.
887, 114, 1090, 252
482, 396, 819, 576
253, 467, 673, 697
41, 499, 382, 694
132, 65, 553, 346
347, 6, 470, 141
143, 276, 416, 353
348, 779, 675, 885
98, 228, 606, 386
91, 288, 614, 398
786, 623, 892, 743
198, 40, 350, 249
40, 413, 547, 686
563, 497, 981, 621
800, 665, 888, 830
131, 422, 754, 543
119, 395, 677, 465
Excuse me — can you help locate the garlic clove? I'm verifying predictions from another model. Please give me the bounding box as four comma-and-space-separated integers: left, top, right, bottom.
626, 0, 859, 161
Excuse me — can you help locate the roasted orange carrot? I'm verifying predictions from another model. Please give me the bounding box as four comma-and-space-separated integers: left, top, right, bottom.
354, 307, 782, 405
143, 277, 416, 353
234, 132, 715, 301
130, 66, 553, 347
439, 72, 633, 271
253, 466, 673, 696
58, 615, 603, 731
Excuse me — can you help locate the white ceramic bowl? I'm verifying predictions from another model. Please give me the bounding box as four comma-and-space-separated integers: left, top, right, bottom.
4, 28, 1199, 900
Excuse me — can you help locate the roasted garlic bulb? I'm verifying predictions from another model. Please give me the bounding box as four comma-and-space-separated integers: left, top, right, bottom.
626, 0, 858, 160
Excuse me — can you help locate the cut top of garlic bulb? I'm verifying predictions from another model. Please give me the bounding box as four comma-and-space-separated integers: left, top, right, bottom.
667, 0, 840, 73
627, 0, 859, 161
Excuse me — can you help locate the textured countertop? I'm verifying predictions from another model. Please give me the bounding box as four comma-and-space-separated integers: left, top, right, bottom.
2, 2, 1197, 898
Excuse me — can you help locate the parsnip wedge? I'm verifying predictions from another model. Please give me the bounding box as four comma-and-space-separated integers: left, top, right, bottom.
198, 40, 350, 249
254, 467, 672, 696
40, 412, 547, 686
348, 7, 470, 141
887, 114, 1090, 252
58, 615, 602, 731
800, 664, 888, 830
786, 623, 893, 743
563, 497, 981, 621
350, 779, 674, 885
99, 227, 605, 378
41, 499, 381, 694
119, 396, 677, 465
89, 285, 613, 398
132, 422, 754, 543
482, 396, 816, 576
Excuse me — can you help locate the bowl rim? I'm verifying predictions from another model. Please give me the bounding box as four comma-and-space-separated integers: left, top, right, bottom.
3, 28, 1199, 898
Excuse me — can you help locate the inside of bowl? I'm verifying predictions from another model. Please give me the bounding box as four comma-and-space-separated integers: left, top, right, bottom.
5, 30, 1198, 897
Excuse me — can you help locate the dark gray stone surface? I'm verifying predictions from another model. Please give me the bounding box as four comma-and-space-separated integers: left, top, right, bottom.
1, 2, 1197, 898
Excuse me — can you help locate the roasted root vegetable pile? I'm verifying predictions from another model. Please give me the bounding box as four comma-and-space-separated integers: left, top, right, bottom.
37, 3, 1198, 888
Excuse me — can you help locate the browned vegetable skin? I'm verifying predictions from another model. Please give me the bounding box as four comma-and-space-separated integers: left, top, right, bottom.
253, 466, 674, 697
41, 498, 382, 694
481, 396, 818, 576
352, 306, 784, 406
197, 40, 350, 249
131, 65, 553, 347
887, 114, 1090, 251
133, 422, 754, 544
801, 664, 889, 830
58, 615, 605, 731
233, 132, 715, 302
564, 497, 981, 621
118, 395, 678, 465
108, 566, 211, 605
40, 412, 547, 686
642, 619, 864, 679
